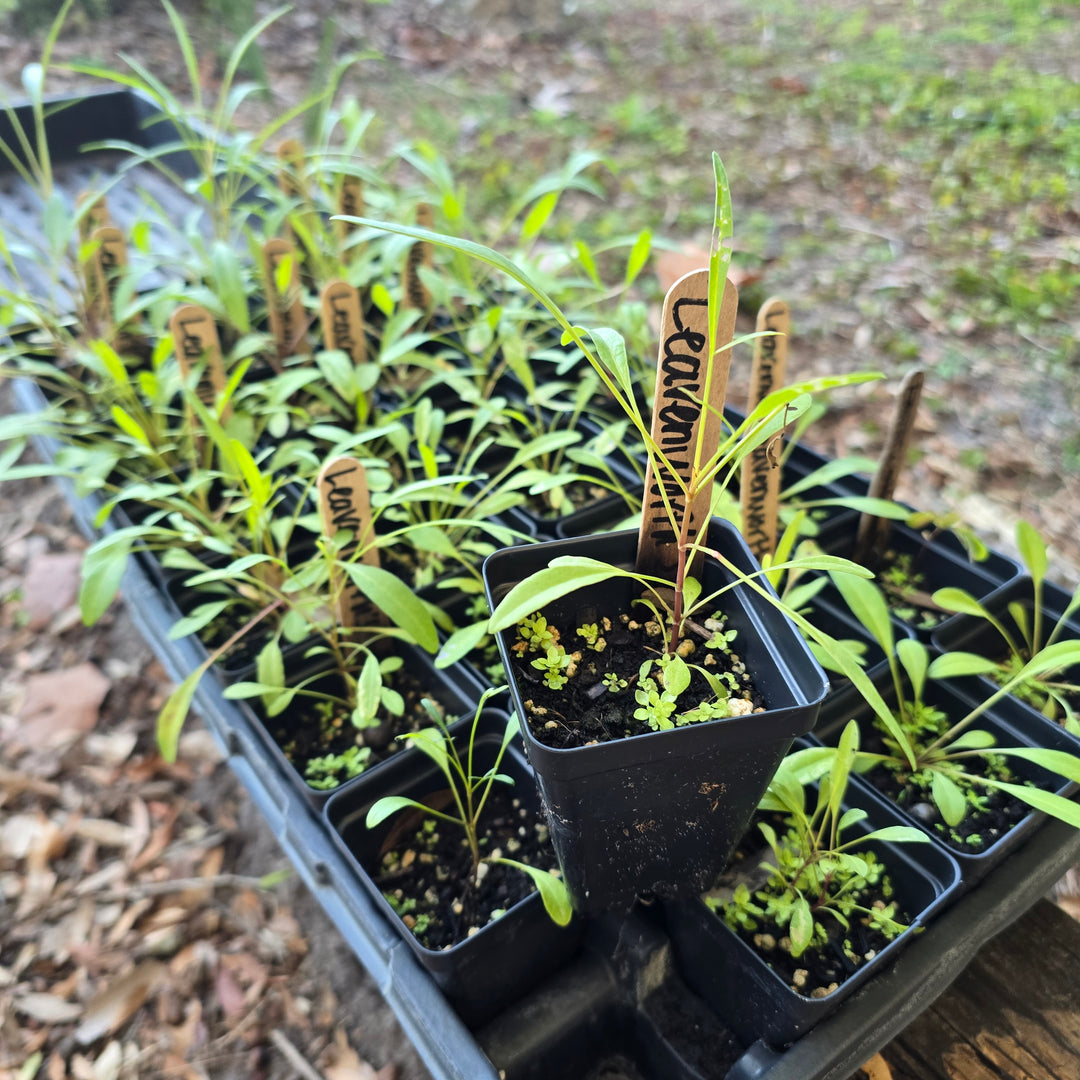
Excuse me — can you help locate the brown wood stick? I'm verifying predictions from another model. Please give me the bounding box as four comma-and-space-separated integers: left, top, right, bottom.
853, 368, 925, 565
636, 269, 738, 579
336, 175, 364, 252
317, 455, 380, 629
740, 297, 790, 561
319, 279, 368, 366
403, 202, 434, 311
170, 304, 229, 420
88, 225, 127, 331
262, 237, 310, 365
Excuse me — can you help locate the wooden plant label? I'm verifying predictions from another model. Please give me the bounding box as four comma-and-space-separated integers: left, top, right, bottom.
262, 238, 310, 364
76, 192, 111, 243
170, 304, 229, 419
740, 297, 790, 561
276, 138, 307, 201
335, 175, 364, 250
319, 279, 368, 366
853, 368, 926, 565
636, 269, 739, 579
88, 225, 128, 328
317, 456, 381, 629
403, 202, 434, 311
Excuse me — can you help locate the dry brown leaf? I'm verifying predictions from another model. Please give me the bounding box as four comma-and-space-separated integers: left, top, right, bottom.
82, 731, 138, 766
214, 962, 246, 1022
90, 1040, 122, 1080
21, 551, 83, 630
322, 1028, 395, 1080
70, 1055, 95, 1080
129, 807, 177, 872
125, 797, 150, 862
15, 663, 111, 748
105, 897, 154, 948
73, 818, 136, 848
74, 961, 165, 1045
46, 1050, 67, 1080
13, 992, 84, 1024
179, 846, 223, 907
164, 999, 205, 1059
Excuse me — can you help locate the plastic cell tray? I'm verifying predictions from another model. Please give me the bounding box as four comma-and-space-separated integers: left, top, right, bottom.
5, 86, 1080, 1080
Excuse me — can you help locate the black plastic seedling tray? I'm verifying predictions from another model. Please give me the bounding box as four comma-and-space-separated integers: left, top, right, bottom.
6, 85, 1080, 1080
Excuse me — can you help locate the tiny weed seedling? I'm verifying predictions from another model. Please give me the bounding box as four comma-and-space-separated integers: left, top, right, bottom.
365, 691, 572, 928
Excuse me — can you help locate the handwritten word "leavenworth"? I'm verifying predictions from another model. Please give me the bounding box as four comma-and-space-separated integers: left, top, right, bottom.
646, 296, 709, 545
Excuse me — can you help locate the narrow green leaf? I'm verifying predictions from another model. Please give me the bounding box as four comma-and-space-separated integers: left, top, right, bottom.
931, 587, 989, 619
896, 639, 929, 703
256, 638, 285, 691
110, 405, 150, 446
344, 564, 438, 652
80, 534, 133, 626
979, 778, 1080, 828
624, 228, 651, 286
829, 570, 894, 656
857, 825, 930, 845
435, 621, 489, 669
664, 654, 691, 697
1016, 520, 1047, 586
494, 857, 573, 926
356, 650, 381, 722
168, 600, 230, 641
789, 896, 813, 957
837, 807, 868, 833
366, 795, 431, 829
487, 557, 630, 633
931, 771, 967, 827
520, 190, 558, 242
942, 729, 998, 752
927, 651, 1002, 680
993, 747, 1080, 784
157, 663, 209, 763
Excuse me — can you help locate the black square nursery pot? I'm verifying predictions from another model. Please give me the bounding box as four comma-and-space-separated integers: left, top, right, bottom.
816, 517, 1024, 641
325, 709, 583, 1028
663, 789, 961, 1047
482, 518, 830, 915
814, 671, 1080, 885
931, 575, 1080, 748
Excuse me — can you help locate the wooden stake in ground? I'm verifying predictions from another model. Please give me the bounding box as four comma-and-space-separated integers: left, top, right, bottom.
403, 202, 434, 311
335, 176, 364, 253
740, 297, 790, 561
636, 268, 739, 579
852, 368, 925, 566
170, 305, 229, 419
87, 225, 128, 330
317, 456, 380, 629
262, 238, 310, 365
319, 280, 367, 366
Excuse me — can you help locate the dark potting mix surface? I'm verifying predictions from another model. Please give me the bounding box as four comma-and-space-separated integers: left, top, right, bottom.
857, 720, 1032, 855
370, 785, 558, 951
261, 661, 457, 791
511, 609, 765, 749
708, 826, 914, 999
873, 548, 949, 633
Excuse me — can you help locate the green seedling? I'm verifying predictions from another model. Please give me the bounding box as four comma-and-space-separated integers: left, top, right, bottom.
365, 690, 572, 928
